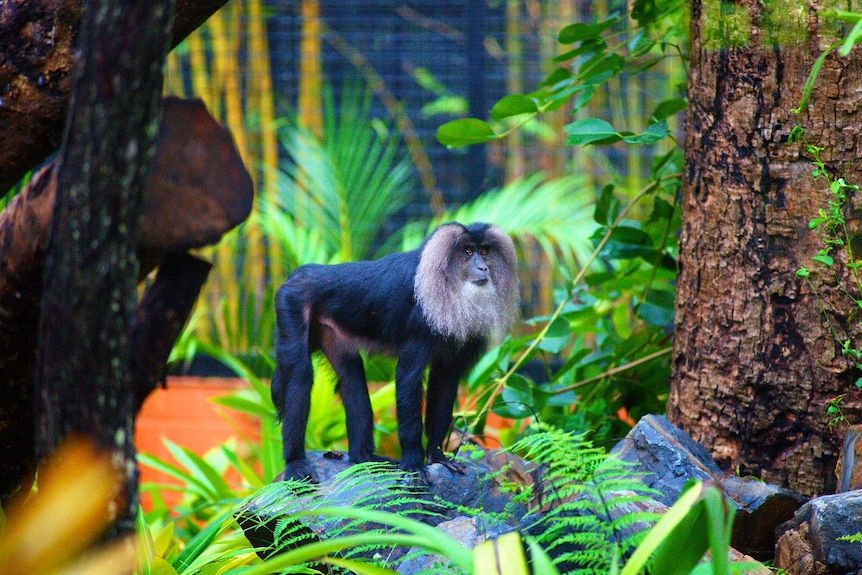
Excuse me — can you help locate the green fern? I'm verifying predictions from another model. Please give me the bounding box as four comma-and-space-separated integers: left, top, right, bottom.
250, 462, 456, 573
512, 426, 660, 575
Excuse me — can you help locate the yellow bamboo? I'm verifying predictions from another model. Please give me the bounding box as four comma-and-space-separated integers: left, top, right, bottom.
246, 0, 282, 291
505, 0, 524, 182
298, 0, 324, 137
187, 33, 214, 106
163, 2, 281, 355
208, 7, 247, 351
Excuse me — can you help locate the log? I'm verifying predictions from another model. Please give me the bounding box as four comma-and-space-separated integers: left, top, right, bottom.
0, 96, 253, 502
0, 0, 231, 194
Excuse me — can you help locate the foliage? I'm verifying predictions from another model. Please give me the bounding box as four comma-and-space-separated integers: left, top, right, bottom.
274, 83, 416, 264
512, 426, 660, 574
423, 1, 687, 446
790, 7, 862, 401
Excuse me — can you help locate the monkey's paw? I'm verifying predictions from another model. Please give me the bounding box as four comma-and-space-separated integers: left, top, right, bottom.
280, 459, 319, 483
429, 455, 467, 475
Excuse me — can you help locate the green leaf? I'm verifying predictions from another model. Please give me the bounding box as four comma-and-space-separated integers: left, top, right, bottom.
538, 67, 571, 87
173, 509, 232, 572
639, 289, 676, 326
553, 38, 607, 63
650, 98, 687, 122
436, 118, 498, 147
565, 118, 622, 145
496, 374, 537, 418
537, 316, 571, 353
490, 94, 539, 121
558, 18, 619, 43
595, 183, 619, 225
812, 253, 834, 266
794, 41, 840, 114
840, 18, 862, 56
473, 532, 531, 575
623, 120, 669, 145
600, 225, 655, 259
620, 483, 709, 575
796, 267, 810, 277
579, 52, 625, 85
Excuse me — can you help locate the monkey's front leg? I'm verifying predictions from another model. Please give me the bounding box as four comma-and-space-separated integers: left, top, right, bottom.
425, 361, 467, 474
395, 343, 431, 475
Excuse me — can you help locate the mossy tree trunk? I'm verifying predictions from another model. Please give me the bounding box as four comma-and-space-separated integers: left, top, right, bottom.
34, 0, 175, 534
670, 0, 862, 496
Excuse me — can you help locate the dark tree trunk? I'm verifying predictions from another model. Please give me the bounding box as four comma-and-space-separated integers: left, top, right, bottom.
0, 0, 230, 194
0, 96, 252, 504
34, 0, 175, 534
670, 0, 862, 496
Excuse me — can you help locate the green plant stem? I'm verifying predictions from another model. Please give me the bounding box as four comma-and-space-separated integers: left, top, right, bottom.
471, 173, 681, 425
556, 346, 673, 393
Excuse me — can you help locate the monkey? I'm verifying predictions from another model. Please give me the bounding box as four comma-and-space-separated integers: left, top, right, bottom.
271, 222, 519, 482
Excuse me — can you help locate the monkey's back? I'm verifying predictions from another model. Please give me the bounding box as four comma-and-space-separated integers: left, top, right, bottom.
279, 249, 426, 349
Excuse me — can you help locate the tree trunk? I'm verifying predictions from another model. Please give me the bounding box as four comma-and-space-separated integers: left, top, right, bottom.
34, 0, 175, 534
0, 0, 230, 194
670, 0, 862, 496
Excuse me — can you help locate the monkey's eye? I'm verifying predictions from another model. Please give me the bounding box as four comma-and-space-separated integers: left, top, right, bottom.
479, 248, 489, 256
465, 248, 474, 257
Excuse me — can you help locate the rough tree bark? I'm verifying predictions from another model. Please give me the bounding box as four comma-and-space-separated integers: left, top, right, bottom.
0, 0, 230, 194
0, 97, 252, 505
34, 0, 175, 533
670, 0, 862, 496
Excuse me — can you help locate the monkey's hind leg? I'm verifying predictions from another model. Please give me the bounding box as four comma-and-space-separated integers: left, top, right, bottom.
324, 344, 388, 465
274, 288, 318, 482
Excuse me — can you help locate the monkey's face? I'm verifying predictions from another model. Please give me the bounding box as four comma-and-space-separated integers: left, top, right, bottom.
463, 247, 491, 287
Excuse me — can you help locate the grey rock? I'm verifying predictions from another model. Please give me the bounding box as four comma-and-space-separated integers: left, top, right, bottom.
610, 413, 720, 506
775, 489, 862, 574
611, 414, 806, 560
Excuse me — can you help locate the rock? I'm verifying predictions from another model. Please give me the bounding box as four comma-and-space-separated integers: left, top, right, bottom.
611, 414, 721, 506
237, 450, 527, 562
396, 516, 513, 575
611, 414, 807, 560
721, 476, 808, 560
775, 490, 862, 574
835, 425, 862, 492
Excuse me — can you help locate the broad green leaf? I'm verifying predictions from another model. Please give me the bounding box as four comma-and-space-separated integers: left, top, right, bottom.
538, 67, 571, 87
553, 38, 607, 62
436, 118, 498, 147
639, 289, 676, 326
623, 120, 669, 144
537, 316, 571, 353
840, 18, 862, 56
599, 225, 655, 259
473, 532, 531, 575
496, 374, 536, 418
794, 41, 840, 113
173, 510, 232, 572
558, 18, 619, 43
620, 483, 707, 575
595, 183, 620, 225
490, 94, 539, 121
650, 98, 687, 122
565, 118, 621, 145
812, 253, 834, 266
210, 393, 270, 418
526, 538, 562, 575
579, 52, 625, 85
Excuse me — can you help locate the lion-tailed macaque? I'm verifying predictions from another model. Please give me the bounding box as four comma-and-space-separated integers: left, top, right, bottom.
272, 222, 519, 481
